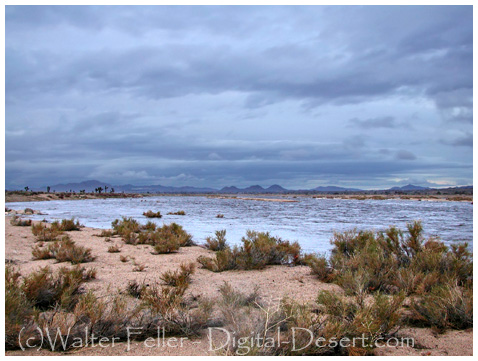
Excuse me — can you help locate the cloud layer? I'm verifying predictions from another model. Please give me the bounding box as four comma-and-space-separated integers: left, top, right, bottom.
5, 5, 472, 189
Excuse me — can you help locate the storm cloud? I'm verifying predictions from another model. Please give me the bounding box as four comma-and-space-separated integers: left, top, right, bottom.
5, 5, 473, 189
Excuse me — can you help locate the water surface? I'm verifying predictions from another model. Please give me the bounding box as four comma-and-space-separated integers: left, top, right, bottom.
6, 196, 473, 253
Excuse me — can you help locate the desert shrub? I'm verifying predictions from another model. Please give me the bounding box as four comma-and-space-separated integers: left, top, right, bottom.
303, 253, 335, 282
51, 218, 82, 231
153, 234, 181, 254
21, 266, 90, 311
10, 215, 32, 226
107, 245, 121, 253
216, 214, 224, 218
409, 285, 473, 332
126, 280, 148, 298
123, 230, 139, 245
120, 255, 129, 263
5, 265, 33, 349
31, 223, 64, 242
205, 229, 228, 251
112, 217, 140, 237
198, 230, 301, 272
314, 221, 473, 299
143, 210, 162, 218
236, 231, 301, 269
132, 261, 146, 272
98, 229, 114, 237
218, 281, 260, 308
32, 236, 94, 264
160, 262, 195, 287
161, 223, 194, 247
168, 210, 186, 215
24, 208, 34, 214
197, 248, 236, 272
141, 221, 157, 231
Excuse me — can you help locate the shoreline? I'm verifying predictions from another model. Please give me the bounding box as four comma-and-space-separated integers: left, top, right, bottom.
6, 192, 473, 204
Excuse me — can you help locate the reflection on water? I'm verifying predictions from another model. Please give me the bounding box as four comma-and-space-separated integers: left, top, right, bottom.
6, 196, 473, 253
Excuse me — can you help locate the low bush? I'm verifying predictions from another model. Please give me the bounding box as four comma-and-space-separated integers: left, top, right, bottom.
32, 236, 95, 264
205, 230, 228, 251
107, 245, 121, 253
168, 210, 186, 215
126, 280, 148, 298
160, 262, 195, 287
31, 223, 64, 242
111, 217, 140, 237
98, 229, 114, 237
51, 218, 82, 231
216, 214, 224, 218
198, 230, 301, 272
10, 215, 32, 226
143, 210, 162, 218
409, 285, 473, 332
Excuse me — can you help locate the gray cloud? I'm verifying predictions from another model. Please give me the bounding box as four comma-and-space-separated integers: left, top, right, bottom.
5, 6, 472, 189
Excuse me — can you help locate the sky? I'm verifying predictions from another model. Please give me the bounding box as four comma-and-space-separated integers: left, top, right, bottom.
5, 5, 473, 190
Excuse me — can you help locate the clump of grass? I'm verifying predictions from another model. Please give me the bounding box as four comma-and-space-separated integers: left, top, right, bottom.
205, 230, 228, 251
137, 223, 194, 253
32, 236, 95, 264
409, 285, 473, 332
216, 214, 224, 218
107, 244, 121, 253
111, 217, 140, 237
126, 280, 148, 298
132, 261, 146, 272
168, 210, 186, 215
303, 253, 335, 282
143, 210, 162, 218
98, 229, 114, 237
24, 208, 34, 214
198, 248, 236, 272
20, 266, 94, 311
120, 255, 129, 262
141, 221, 157, 231
10, 215, 32, 226
198, 230, 301, 272
31, 223, 64, 242
51, 218, 82, 231
160, 262, 195, 287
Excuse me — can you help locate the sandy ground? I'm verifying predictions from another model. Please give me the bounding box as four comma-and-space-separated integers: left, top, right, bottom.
4, 215, 473, 356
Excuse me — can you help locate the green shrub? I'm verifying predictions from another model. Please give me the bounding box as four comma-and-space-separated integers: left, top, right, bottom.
205, 230, 228, 251
143, 210, 162, 218
51, 218, 82, 231
199, 230, 301, 272
112, 217, 140, 237
409, 285, 473, 332
160, 262, 196, 287
32, 236, 95, 264
31, 223, 64, 242
168, 210, 186, 215
10, 215, 32, 226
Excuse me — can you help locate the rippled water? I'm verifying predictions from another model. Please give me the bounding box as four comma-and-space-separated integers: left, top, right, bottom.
6, 196, 473, 253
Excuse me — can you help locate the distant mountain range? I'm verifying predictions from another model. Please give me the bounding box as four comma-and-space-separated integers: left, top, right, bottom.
388, 184, 430, 191
28, 180, 472, 194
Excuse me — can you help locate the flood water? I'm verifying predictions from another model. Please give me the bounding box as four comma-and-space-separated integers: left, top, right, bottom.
6, 196, 473, 253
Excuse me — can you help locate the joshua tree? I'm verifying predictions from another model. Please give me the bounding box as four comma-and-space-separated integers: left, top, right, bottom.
98, 187, 103, 194
24, 186, 29, 192
47, 186, 50, 193
110, 188, 115, 193
104, 186, 109, 193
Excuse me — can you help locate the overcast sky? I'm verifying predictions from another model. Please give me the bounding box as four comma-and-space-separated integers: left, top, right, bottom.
5, 5, 473, 189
